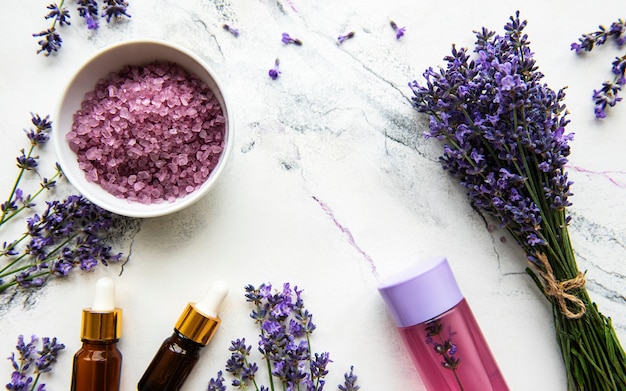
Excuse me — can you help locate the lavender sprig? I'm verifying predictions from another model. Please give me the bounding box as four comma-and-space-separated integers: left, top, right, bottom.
32, 1, 69, 56
33, 0, 131, 55
6, 334, 65, 391
425, 320, 462, 388
410, 11, 626, 390
0, 114, 58, 228
337, 366, 360, 391
101, 0, 131, 23
572, 19, 626, 117
571, 19, 626, 53
0, 194, 123, 293
208, 283, 358, 391
0, 115, 122, 293
77, 0, 99, 29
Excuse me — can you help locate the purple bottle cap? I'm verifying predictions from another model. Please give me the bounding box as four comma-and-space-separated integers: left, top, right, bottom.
377, 256, 463, 327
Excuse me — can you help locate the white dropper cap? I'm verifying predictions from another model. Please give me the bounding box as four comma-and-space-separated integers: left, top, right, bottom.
81, 277, 122, 341
195, 280, 229, 318
91, 277, 116, 311
175, 280, 229, 345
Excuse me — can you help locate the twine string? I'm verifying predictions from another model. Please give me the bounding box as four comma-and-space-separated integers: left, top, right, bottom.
530, 252, 587, 319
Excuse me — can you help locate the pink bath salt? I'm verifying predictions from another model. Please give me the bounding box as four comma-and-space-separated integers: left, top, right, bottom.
67, 62, 226, 204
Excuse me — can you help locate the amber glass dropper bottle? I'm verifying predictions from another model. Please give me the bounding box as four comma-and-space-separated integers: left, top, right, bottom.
70, 277, 123, 391
138, 280, 228, 391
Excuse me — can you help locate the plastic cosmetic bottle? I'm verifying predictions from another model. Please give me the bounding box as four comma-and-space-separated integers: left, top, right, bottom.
377, 256, 509, 391
138, 281, 228, 391
71, 277, 123, 391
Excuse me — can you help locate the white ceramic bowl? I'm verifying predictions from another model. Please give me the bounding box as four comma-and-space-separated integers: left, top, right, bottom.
53, 39, 233, 218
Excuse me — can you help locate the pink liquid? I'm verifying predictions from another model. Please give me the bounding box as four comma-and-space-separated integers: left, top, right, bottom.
398, 299, 509, 391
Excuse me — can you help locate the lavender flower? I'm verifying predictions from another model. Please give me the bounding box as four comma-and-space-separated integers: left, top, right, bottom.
223, 24, 240, 37
45, 3, 71, 26
337, 32, 355, 44
25, 114, 52, 146
32, 28, 63, 56
337, 366, 360, 391
410, 11, 626, 389
102, 0, 131, 23
6, 335, 65, 391
77, 0, 99, 29
571, 18, 626, 53
269, 58, 281, 80
390, 20, 405, 40
281, 32, 303, 45
210, 283, 357, 391
33, 0, 130, 55
425, 320, 462, 387
0, 193, 122, 293
77, 0, 98, 22
572, 19, 626, 117
1, 114, 59, 227
207, 371, 226, 391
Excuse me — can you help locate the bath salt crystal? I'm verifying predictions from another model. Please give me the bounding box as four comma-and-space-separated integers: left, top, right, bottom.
67, 62, 226, 204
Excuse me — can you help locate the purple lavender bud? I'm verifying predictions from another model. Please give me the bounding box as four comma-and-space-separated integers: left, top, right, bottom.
32, 28, 63, 56
207, 371, 226, 391
223, 24, 240, 37
338, 31, 355, 44
281, 32, 302, 45
269, 58, 281, 80
410, 11, 574, 249
338, 366, 360, 391
102, 0, 131, 23
44, 3, 71, 26
390, 20, 406, 39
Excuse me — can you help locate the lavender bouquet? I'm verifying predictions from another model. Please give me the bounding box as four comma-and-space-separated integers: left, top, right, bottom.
409, 12, 625, 390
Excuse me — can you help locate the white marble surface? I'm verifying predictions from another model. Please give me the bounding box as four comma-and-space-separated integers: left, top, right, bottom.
1, 1, 626, 390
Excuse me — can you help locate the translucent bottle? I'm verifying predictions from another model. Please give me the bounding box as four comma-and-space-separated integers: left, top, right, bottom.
138, 281, 228, 391
71, 277, 123, 391
377, 256, 509, 391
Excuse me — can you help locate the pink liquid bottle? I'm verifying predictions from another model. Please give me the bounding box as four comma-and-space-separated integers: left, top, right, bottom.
378, 256, 509, 391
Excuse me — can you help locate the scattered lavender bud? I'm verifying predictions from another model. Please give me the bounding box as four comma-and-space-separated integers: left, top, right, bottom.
223, 24, 240, 37
269, 58, 281, 80
338, 31, 355, 44
390, 20, 406, 39
281, 32, 302, 45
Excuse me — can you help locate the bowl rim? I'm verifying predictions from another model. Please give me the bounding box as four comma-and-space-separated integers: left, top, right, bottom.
52, 38, 234, 218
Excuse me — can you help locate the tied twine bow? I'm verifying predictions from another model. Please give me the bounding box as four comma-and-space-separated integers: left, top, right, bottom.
530, 252, 587, 319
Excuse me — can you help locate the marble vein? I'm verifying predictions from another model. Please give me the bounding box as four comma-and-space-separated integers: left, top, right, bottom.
311, 195, 378, 276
